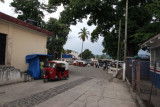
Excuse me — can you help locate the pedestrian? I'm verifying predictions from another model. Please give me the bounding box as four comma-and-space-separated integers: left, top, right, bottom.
95, 62, 97, 68
40, 59, 44, 78
97, 62, 99, 68
44, 57, 48, 67
103, 63, 106, 70
94, 62, 96, 68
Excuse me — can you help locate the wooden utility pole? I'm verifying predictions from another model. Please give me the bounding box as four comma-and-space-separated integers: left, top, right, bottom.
115, 20, 121, 77
132, 59, 135, 90
136, 60, 140, 96
123, 0, 128, 81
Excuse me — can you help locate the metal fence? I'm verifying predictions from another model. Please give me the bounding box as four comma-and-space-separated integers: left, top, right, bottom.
126, 59, 160, 107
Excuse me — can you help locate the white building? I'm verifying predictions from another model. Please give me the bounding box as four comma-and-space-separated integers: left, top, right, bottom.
69, 50, 80, 59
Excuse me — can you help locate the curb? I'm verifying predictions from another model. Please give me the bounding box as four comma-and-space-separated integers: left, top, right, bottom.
125, 77, 146, 107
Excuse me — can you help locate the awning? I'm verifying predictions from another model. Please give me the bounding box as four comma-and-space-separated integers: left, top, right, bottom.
62, 54, 72, 58
26, 54, 53, 79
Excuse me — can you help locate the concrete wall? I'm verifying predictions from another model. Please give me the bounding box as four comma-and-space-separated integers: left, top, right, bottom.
0, 19, 47, 71
0, 66, 32, 86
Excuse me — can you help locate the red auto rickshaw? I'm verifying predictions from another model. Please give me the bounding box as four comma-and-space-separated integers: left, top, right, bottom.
43, 61, 69, 83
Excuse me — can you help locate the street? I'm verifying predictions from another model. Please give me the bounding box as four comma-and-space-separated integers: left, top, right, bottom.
0, 65, 137, 107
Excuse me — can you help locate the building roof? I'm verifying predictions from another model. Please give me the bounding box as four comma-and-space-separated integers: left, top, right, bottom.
0, 12, 52, 36
141, 33, 160, 48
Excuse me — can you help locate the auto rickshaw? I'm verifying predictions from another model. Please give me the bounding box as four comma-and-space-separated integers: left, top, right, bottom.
43, 61, 69, 83
78, 61, 87, 67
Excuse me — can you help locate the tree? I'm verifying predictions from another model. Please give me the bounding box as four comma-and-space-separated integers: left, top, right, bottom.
66, 49, 72, 54
48, 0, 158, 59
95, 55, 99, 60
10, 0, 45, 27
0, 0, 4, 3
100, 54, 106, 59
63, 49, 72, 54
145, 0, 160, 22
79, 49, 94, 59
78, 27, 90, 59
46, 18, 70, 59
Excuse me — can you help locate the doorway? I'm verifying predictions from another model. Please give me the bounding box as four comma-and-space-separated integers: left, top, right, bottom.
0, 33, 6, 65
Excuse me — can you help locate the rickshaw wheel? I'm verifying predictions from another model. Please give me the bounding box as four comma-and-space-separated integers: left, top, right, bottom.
64, 77, 68, 80
43, 78, 48, 83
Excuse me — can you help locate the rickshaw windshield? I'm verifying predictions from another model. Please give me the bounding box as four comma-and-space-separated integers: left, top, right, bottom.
48, 62, 56, 68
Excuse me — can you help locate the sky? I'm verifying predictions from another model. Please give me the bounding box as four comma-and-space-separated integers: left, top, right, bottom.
0, 0, 104, 55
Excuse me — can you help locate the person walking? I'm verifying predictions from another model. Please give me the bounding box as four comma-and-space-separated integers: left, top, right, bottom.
103, 63, 106, 70
97, 62, 99, 68
94, 62, 96, 68
40, 59, 44, 78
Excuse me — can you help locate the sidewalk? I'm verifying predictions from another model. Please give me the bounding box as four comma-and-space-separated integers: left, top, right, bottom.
36, 78, 137, 107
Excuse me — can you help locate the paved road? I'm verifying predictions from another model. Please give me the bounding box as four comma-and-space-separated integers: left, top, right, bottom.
0, 65, 137, 107
69, 65, 112, 79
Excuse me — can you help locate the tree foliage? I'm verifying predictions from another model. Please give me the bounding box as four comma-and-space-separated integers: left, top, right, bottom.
79, 49, 94, 59
0, 0, 4, 3
95, 55, 99, 60
100, 54, 106, 59
78, 27, 89, 42
146, 0, 160, 22
46, 18, 70, 59
10, 0, 45, 26
63, 49, 72, 54
48, 0, 160, 59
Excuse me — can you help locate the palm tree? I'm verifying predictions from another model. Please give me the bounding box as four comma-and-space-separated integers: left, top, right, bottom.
78, 27, 90, 59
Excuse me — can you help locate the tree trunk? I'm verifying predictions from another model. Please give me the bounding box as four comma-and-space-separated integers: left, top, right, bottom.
81, 41, 84, 59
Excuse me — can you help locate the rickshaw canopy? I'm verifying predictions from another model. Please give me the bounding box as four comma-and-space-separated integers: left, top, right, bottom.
26, 54, 53, 79
48, 61, 69, 70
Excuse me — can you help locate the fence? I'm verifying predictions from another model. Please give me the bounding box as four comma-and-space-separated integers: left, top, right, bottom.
126, 59, 160, 107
